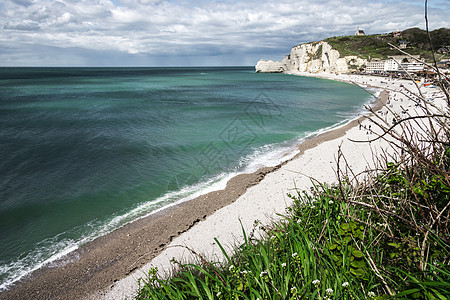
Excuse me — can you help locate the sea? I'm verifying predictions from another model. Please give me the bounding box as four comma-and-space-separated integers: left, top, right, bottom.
0, 67, 373, 290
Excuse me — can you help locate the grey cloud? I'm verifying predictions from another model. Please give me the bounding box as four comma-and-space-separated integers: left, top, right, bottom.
4, 20, 40, 31
11, 0, 34, 7
29, 7, 52, 22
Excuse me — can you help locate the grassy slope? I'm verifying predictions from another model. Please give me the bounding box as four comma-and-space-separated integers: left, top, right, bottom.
323, 28, 450, 62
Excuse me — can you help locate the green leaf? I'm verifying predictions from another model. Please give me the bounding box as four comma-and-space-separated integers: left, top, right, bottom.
352, 250, 363, 258
237, 280, 243, 291
329, 243, 338, 250
431, 289, 448, 300
388, 242, 400, 249
341, 223, 350, 231
331, 254, 341, 262
214, 238, 232, 264
351, 260, 366, 268
350, 268, 365, 277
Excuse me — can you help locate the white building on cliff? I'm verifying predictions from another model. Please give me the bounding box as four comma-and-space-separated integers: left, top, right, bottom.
355, 27, 365, 36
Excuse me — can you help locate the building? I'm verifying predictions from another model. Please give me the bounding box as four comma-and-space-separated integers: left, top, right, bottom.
384, 59, 399, 72
400, 62, 424, 73
366, 60, 385, 74
392, 30, 402, 38
365, 56, 424, 74
399, 40, 409, 49
385, 58, 424, 73
437, 60, 450, 69
392, 26, 402, 37
437, 47, 449, 54
355, 26, 365, 36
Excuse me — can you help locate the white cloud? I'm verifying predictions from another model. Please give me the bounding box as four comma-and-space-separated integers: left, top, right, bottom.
56, 12, 74, 24
0, 0, 448, 66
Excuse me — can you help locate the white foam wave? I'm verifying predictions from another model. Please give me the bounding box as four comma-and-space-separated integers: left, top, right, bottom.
0, 237, 85, 291
0, 171, 236, 292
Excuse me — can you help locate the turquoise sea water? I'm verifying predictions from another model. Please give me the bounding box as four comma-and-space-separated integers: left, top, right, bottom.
0, 67, 371, 290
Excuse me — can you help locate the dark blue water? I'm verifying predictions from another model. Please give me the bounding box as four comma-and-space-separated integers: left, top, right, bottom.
0, 67, 371, 289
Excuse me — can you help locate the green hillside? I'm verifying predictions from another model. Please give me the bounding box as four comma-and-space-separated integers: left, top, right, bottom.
323, 27, 450, 62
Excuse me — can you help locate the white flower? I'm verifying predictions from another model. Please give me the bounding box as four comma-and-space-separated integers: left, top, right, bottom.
216, 292, 222, 297
329, 200, 334, 204
312, 279, 320, 286
240, 270, 248, 275
292, 252, 298, 258
342, 281, 349, 287
281, 262, 287, 267
259, 270, 268, 277
326, 288, 333, 295
368, 291, 376, 298
228, 265, 235, 271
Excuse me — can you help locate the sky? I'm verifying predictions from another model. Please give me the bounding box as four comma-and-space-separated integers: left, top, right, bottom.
0, 0, 449, 67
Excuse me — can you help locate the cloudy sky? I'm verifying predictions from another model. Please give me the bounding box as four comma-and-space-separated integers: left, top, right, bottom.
1, 0, 449, 67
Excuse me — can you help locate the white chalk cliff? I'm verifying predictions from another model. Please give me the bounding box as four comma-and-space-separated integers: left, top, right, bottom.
256, 41, 367, 74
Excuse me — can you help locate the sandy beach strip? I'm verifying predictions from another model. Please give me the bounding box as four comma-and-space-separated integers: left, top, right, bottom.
0, 74, 428, 300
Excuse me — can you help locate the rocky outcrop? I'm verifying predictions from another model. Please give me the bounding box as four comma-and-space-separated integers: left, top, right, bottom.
255, 59, 288, 73
255, 41, 367, 74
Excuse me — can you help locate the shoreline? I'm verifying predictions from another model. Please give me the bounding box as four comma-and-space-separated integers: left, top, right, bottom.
0, 73, 412, 300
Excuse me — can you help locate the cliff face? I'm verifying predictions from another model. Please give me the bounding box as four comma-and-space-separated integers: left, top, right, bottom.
255, 41, 367, 74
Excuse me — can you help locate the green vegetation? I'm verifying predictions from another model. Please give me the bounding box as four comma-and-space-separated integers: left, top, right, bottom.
136, 108, 450, 299
402, 28, 450, 52
313, 44, 323, 60
323, 27, 450, 62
